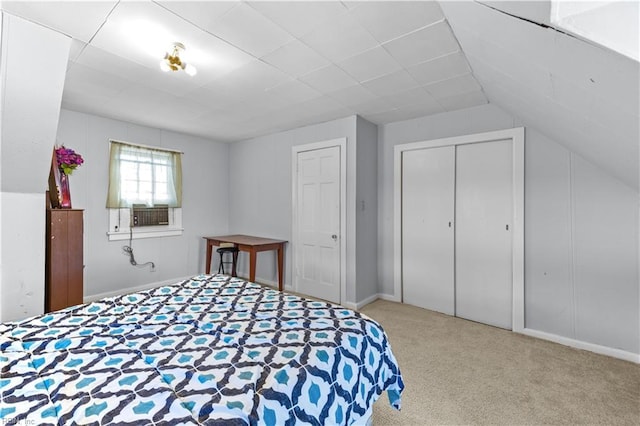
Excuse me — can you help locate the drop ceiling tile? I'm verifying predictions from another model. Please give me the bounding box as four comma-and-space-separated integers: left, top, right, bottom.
459, 30, 553, 98
298, 64, 359, 93
90, 1, 253, 82
179, 85, 245, 112
349, 98, 396, 115
64, 62, 133, 99
383, 21, 459, 67
437, 90, 488, 111
382, 87, 435, 109
74, 45, 154, 84
399, 98, 446, 118
407, 51, 471, 86
237, 94, 285, 118
142, 68, 205, 97
424, 73, 482, 99
338, 47, 402, 83
326, 84, 377, 108
242, 82, 323, 115
301, 11, 378, 62
210, 3, 294, 57
155, 0, 239, 31
265, 80, 322, 104
362, 70, 420, 97
62, 97, 111, 118
1, 1, 117, 42
100, 85, 171, 121
261, 40, 330, 77
106, 85, 205, 125
441, 1, 553, 67
248, 1, 348, 38
281, 96, 351, 122
361, 108, 408, 124
205, 59, 292, 100
349, 1, 444, 43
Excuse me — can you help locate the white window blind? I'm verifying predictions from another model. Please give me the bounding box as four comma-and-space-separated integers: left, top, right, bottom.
106, 140, 182, 208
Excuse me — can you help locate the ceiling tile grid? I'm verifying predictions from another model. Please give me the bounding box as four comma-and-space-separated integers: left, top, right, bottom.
2, 0, 487, 142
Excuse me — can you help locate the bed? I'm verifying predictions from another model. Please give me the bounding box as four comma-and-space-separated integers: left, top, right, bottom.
0, 274, 404, 425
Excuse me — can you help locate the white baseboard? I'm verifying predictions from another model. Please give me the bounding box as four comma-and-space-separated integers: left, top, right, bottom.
83, 275, 194, 304
342, 293, 392, 311
377, 293, 401, 303
520, 328, 640, 364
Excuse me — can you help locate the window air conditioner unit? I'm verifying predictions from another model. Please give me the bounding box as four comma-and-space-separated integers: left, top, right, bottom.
132, 204, 169, 227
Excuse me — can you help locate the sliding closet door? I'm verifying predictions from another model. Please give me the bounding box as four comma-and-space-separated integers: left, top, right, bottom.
402, 146, 455, 315
455, 140, 513, 329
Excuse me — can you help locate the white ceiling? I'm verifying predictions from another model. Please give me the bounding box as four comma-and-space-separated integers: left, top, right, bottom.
441, 1, 639, 189
2, 1, 637, 188
1, 0, 488, 142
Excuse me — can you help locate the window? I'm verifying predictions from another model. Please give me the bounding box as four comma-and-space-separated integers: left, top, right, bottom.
106, 140, 183, 240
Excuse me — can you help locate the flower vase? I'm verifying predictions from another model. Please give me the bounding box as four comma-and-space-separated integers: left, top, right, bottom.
59, 172, 72, 208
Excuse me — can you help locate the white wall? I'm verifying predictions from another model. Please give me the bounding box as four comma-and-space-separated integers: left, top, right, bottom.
56, 110, 230, 299
228, 116, 359, 302
0, 13, 70, 321
379, 103, 639, 355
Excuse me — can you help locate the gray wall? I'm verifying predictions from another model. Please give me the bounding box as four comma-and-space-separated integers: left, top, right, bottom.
525, 131, 639, 353
355, 116, 379, 302
56, 110, 230, 299
378, 104, 516, 295
228, 116, 359, 302
378, 103, 639, 354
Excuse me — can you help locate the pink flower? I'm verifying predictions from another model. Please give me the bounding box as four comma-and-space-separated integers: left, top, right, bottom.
55, 145, 84, 175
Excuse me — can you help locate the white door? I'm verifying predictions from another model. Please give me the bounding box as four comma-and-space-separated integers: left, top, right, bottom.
402, 146, 455, 315
294, 146, 341, 303
455, 140, 513, 329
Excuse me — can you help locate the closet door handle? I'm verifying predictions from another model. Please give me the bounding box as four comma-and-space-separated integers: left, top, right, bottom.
448, 221, 452, 228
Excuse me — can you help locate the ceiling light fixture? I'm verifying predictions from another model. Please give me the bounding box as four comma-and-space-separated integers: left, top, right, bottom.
160, 42, 197, 76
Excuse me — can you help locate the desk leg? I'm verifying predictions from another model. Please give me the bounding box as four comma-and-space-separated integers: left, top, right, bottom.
249, 250, 257, 283
232, 250, 238, 277
277, 245, 284, 292
205, 241, 212, 274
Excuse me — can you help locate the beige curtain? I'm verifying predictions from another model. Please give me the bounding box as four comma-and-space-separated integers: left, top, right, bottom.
106, 140, 182, 208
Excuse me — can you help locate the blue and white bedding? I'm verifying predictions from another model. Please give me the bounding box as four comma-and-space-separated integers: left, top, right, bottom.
1, 274, 404, 425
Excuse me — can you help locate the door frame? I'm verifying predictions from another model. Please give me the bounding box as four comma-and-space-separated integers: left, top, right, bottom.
292, 138, 347, 304
393, 128, 525, 332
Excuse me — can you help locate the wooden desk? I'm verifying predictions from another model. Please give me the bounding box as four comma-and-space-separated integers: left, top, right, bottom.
204, 234, 287, 291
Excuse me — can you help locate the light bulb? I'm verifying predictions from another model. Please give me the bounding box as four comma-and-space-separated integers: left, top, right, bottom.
160, 60, 171, 72
184, 63, 197, 76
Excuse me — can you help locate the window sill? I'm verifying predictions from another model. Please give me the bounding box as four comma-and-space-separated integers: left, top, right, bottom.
107, 227, 184, 241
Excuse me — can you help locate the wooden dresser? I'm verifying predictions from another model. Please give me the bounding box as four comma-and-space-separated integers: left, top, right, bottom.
45, 208, 84, 312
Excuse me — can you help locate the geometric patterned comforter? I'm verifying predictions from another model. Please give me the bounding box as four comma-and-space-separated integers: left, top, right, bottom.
0, 274, 404, 425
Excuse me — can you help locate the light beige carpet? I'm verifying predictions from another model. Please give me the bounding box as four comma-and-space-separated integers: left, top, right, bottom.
361, 300, 640, 425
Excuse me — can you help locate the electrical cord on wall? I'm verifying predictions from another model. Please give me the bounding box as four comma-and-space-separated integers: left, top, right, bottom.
122, 211, 155, 271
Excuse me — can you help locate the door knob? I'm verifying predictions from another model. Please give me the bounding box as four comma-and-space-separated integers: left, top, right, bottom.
331, 234, 338, 241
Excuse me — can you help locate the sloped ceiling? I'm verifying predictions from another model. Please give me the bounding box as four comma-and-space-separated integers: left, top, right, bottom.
2, 1, 637, 189
1, 1, 487, 142
441, 1, 639, 189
